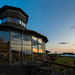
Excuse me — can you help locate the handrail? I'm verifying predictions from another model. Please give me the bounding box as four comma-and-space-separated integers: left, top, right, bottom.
39, 60, 75, 69
36, 56, 49, 60
36, 56, 75, 69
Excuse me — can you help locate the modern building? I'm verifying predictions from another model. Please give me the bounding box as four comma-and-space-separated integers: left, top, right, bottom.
0, 5, 48, 65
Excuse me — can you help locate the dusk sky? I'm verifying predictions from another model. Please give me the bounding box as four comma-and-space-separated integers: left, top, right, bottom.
0, 0, 75, 53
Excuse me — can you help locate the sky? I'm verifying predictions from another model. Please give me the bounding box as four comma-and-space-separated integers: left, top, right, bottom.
0, 0, 75, 53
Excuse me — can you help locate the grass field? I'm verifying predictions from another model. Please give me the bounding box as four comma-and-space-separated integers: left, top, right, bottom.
51, 56, 75, 75
54, 56, 75, 66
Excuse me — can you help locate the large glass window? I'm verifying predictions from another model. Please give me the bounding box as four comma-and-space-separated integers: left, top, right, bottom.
11, 44, 22, 63
11, 32, 21, 44
38, 38, 43, 57
11, 32, 22, 64
23, 34, 32, 61
32, 36, 38, 60
0, 31, 10, 43
0, 31, 10, 64
23, 45, 32, 61
23, 34, 31, 45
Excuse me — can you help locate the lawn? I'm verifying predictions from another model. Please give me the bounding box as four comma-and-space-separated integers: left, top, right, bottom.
54, 56, 75, 66
50, 56, 75, 75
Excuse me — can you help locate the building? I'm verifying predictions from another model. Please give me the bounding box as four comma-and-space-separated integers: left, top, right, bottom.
0, 5, 48, 65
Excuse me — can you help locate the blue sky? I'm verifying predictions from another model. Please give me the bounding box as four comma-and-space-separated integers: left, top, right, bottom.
0, 0, 75, 53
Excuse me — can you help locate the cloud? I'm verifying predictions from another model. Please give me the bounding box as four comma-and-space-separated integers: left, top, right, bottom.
70, 26, 75, 30
59, 42, 67, 44
72, 44, 75, 46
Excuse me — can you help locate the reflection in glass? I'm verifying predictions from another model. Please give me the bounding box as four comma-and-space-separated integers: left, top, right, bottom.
23, 34, 31, 45
1, 19, 4, 23
22, 22, 23, 26
13, 18, 15, 23
20, 20, 22, 25
0, 44, 9, 64
0, 31, 10, 43
16, 18, 20, 24
6, 17, 8, 22
23, 45, 32, 61
0, 20, 1, 24
32, 36, 38, 60
24, 23, 26, 27
11, 32, 21, 44
38, 38, 43, 57
32, 36, 38, 52
42, 42, 45, 53
11, 44, 22, 63
8, 17, 12, 22
0, 31, 9, 64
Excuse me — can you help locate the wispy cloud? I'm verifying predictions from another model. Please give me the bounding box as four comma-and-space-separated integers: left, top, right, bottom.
70, 26, 75, 30
72, 44, 75, 46
59, 42, 67, 44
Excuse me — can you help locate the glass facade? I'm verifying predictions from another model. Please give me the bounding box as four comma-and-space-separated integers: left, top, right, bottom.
0, 31, 46, 64
0, 31, 10, 64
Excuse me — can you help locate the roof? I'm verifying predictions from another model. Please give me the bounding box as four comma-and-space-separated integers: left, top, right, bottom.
0, 24, 48, 43
0, 5, 28, 22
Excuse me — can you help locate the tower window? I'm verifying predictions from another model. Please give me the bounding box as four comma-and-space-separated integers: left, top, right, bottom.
1, 17, 26, 27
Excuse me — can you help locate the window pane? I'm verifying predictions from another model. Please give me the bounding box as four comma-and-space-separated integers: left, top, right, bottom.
32, 36, 38, 60
42, 42, 45, 48
22, 21, 23, 26
0, 20, 1, 24
32, 36, 38, 52
13, 18, 15, 23
32, 36, 37, 46
20, 20, 22, 25
38, 38, 43, 57
38, 38, 43, 53
4, 18, 6, 22
23, 45, 32, 61
0, 31, 10, 43
11, 32, 21, 44
23, 34, 31, 45
16, 19, 20, 24
24, 23, 26, 27
8, 17, 12, 22
1, 19, 4, 23
6, 17, 8, 22
38, 38, 42, 45
0, 43, 9, 64
11, 44, 22, 63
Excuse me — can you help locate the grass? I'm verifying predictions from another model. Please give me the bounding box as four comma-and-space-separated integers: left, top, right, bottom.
54, 56, 75, 66
50, 56, 75, 75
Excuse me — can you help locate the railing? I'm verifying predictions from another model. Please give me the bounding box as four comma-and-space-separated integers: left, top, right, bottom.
36, 57, 75, 75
